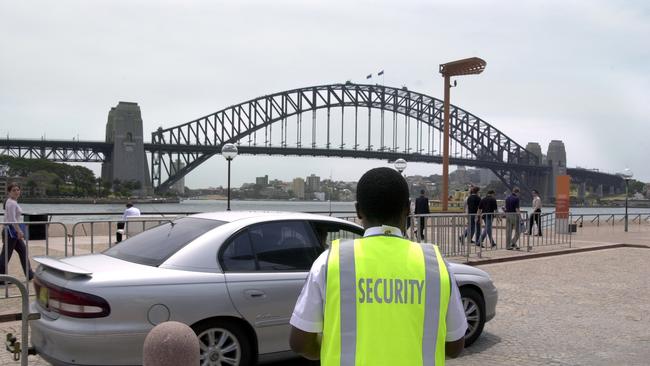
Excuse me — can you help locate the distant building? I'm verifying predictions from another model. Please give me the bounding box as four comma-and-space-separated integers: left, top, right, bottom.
313, 191, 326, 201
306, 174, 321, 192
292, 178, 305, 199
256, 175, 269, 186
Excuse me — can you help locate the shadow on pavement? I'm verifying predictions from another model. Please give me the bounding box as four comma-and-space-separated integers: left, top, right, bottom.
268, 357, 318, 365
459, 331, 501, 356
266, 332, 502, 365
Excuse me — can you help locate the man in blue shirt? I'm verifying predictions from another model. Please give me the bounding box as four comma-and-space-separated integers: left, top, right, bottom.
504, 188, 521, 250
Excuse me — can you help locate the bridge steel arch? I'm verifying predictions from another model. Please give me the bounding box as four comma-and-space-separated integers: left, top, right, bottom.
150, 83, 545, 193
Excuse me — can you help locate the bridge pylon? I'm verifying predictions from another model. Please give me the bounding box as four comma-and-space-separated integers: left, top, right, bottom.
101, 102, 152, 196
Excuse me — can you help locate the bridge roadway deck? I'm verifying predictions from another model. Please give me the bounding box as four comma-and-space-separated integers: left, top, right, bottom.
1, 225, 649, 365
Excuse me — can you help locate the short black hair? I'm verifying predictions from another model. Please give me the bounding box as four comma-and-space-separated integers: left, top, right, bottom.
420, 189, 425, 195
356, 167, 409, 223
126, 202, 134, 208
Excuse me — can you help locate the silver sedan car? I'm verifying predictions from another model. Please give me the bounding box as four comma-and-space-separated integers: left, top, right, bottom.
30, 211, 497, 366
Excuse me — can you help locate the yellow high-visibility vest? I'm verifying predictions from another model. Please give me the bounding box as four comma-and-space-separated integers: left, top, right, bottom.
321, 236, 451, 366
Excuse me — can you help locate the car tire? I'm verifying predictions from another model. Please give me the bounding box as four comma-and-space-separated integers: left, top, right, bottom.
460, 287, 485, 347
193, 319, 255, 366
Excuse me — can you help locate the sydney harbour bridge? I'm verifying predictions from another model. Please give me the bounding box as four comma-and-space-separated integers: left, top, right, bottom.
0, 82, 622, 200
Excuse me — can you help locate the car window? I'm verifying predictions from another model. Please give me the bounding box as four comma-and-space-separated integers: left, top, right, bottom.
248, 221, 320, 271
104, 217, 225, 267
221, 230, 256, 271
311, 221, 364, 248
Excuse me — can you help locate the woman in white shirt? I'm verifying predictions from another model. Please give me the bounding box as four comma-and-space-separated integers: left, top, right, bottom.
527, 189, 543, 236
1, 182, 34, 282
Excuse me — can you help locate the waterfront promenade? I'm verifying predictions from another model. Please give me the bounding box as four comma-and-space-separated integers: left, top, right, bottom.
1, 224, 649, 365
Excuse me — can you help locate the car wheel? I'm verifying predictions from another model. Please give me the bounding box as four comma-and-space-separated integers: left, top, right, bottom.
460, 287, 485, 347
193, 319, 254, 366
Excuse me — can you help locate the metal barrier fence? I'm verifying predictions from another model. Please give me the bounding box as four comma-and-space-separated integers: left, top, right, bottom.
1, 210, 645, 300
409, 211, 573, 259
1, 218, 173, 300
69, 218, 174, 256
570, 213, 650, 227
0, 275, 37, 365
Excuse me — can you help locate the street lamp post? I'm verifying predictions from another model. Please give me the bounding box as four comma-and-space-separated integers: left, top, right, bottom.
439, 57, 486, 211
221, 143, 238, 211
622, 168, 633, 232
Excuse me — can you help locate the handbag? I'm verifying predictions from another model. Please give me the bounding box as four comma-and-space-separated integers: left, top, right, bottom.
6, 223, 27, 239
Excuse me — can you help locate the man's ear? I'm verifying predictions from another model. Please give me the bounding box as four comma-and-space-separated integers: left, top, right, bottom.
355, 202, 363, 220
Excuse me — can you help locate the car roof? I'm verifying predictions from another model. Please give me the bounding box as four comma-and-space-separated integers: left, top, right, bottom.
189, 210, 359, 226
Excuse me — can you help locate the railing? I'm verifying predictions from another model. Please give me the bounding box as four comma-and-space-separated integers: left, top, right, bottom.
0, 275, 38, 365
69, 218, 174, 256
1, 218, 173, 300
409, 211, 573, 259
570, 213, 650, 227
2, 210, 647, 300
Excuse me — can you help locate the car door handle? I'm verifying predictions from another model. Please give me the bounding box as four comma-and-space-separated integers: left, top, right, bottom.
244, 289, 266, 299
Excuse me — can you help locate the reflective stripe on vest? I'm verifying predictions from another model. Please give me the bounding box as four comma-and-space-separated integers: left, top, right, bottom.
322, 237, 451, 366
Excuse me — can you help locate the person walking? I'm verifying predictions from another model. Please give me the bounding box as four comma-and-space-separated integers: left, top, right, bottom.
477, 190, 498, 248
414, 189, 430, 240
528, 190, 542, 236
1, 183, 34, 283
505, 188, 521, 250
116, 202, 141, 243
460, 186, 482, 245
289, 167, 467, 365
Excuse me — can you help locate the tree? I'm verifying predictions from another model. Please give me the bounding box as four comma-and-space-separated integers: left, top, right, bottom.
25, 179, 37, 197
51, 177, 63, 195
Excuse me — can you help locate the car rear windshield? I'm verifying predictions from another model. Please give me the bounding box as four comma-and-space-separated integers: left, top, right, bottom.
104, 217, 225, 266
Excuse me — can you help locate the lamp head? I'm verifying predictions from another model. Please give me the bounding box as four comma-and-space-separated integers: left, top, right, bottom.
394, 158, 407, 173
439, 57, 486, 77
221, 143, 238, 160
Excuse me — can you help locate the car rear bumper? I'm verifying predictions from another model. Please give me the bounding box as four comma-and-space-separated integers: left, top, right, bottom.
30, 303, 147, 366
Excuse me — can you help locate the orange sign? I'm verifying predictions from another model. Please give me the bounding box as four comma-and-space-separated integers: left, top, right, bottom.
555, 175, 571, 218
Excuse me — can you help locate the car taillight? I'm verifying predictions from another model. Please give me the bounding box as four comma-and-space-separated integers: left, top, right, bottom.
34, 277, 110, 318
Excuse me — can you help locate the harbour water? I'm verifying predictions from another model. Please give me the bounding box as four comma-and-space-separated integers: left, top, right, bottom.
17, 199, 650, 223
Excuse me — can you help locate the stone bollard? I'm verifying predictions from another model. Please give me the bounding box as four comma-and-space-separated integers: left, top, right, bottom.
143, 321, 199, 366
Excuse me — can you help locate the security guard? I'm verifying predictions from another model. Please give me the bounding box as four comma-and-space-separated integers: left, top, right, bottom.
290, 167, 467, 365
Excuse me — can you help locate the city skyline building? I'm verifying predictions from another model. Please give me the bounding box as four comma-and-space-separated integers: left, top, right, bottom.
306, 174, 320, 192
292, 178, 305, 199
256, 175, 269, 186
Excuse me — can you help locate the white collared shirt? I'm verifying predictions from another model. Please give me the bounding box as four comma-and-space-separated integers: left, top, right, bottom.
289, 225, 468, 341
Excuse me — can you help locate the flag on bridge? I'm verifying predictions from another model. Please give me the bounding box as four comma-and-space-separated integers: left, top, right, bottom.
366, 74, 372, 79
378, 70, 384, 76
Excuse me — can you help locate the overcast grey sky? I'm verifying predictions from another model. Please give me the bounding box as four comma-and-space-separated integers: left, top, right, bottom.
1, 0, 648, 187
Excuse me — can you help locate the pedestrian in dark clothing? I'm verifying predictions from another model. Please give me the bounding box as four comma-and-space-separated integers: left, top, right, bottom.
460, 186, 481, 245
414, 189, 430, 240
505, 188, 521, 250
477, 190, 498, 248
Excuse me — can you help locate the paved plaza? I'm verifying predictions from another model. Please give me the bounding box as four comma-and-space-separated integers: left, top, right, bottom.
1, 225, 649, 365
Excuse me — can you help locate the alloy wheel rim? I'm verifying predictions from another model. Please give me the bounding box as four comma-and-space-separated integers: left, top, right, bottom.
462, 297, 480, 338
198, 327, 241, 366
